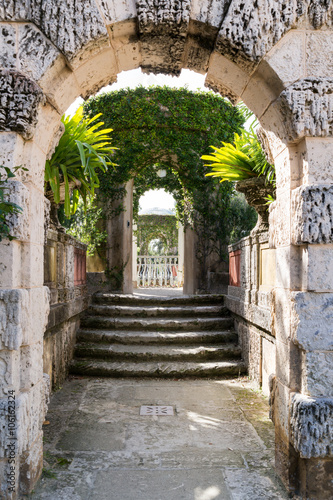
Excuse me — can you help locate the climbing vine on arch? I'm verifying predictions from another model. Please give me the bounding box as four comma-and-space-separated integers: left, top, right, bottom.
83, 85, 246, 224
77, 86, 257, 286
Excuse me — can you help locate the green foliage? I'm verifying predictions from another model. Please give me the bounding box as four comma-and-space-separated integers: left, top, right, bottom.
59, 198, 107, 256
228, 193, 258, 243
0, 166, 26, 242
203, 121, 275, 185
45, 106, 116, 217
83, 86, 246, 258
136, 214, 178, 255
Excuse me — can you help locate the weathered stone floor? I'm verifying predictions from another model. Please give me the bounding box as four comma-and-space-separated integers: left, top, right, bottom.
29, 377, 288, 500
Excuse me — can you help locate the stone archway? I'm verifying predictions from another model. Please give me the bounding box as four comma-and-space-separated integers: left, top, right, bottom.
1, 2, 333, 498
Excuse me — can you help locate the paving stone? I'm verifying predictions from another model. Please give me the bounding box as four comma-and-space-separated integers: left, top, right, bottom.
30, 378, 288, 500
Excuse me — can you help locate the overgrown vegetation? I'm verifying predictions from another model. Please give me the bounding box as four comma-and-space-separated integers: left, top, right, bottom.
136, 214, 178, 256
202, 122, 275, 186
45, 107, 116, 217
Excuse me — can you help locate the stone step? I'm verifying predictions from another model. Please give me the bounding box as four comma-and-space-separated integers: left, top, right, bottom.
69, 359, 246, 378
87, 304, 228, 318
93, 293, 225, 307
74, 342, 241, 361
77, 329, 238, 345
80, 316, 234, 331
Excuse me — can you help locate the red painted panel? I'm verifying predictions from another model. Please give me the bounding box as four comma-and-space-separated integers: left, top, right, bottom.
229, 250, 241, 287
74, 247, 86, 286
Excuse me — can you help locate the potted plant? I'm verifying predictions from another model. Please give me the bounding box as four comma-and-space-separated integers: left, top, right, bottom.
201, 123, 275, 234
45, 106, 116, 229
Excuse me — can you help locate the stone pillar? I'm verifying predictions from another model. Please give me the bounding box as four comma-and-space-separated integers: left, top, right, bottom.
267, 79, 333, 498
0, 131, 50, 497
183, 224, 199, 295
132, 223, 138, 289
178, 222, 185, 287
106, 180, 133, 294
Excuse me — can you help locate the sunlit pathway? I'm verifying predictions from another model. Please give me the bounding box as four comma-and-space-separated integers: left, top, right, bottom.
30, 376, 287, 500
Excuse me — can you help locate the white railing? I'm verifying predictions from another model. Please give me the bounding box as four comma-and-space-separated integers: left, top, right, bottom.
137, 256, 180, 287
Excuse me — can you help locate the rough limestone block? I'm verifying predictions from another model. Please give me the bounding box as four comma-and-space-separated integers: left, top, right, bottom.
0, 287, 49, 352
306, 32, 333, 79
302, 351, 333, 397
0, 23, 17, 70
0, 0, 108, 65
18, 23, 60, 82
296, 0, 333, 29
262, 338, 276, 397
0, 350, 20, 399
0, 289, 29, 351
96, 0, 136, 24
279, 78, 333, 142
290, 393, 333, 458
136, 0, 191, 75
205, 52, 249, 104
16, 382, 45, 455
19, 432, 43, 495
0, 240, 22, 288
38, 57, 82, 114
275, 246, 302, 291
268, 190, 291, 248
301, 138, 333, 185
216, 0, 296, 72
184, 0, 227, 74
264, 30, 305, 88
73, 47, 117, 98
0, 70, 45, 140
4, 180, 29, 243
292, 185, 333, 245
23, 287, 50, 347
291, 291, 333, 352
305, 244, 333, 292
20, 343, 43, 392
190, 0, 228, 27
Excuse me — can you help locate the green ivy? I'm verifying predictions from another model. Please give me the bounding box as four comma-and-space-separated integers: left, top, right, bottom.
136, 214, 178, 255
83, 86, 245, 225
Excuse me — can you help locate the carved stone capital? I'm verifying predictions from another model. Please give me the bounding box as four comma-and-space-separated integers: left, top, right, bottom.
291, 393, 333, 459
292, 184, 333, 244
279, 78, 333, 141
0, 70, 45, 140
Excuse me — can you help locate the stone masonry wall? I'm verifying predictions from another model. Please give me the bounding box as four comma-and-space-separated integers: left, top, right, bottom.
226, 233, 276, 397
44, 229, 88, 390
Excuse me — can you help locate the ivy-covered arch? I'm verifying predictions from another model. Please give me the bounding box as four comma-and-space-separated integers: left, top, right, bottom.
136, 214, 178, 256
83, 87, 251, 291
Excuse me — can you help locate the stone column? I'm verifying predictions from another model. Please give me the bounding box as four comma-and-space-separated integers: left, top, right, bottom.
132, 224, 138, 289
106, 180, 133, 294
183, 224, 199, 294
178, 222, 185, 287
267, 79, 333, 498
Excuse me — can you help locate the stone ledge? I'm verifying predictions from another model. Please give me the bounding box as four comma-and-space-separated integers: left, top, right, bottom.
290, 393, 333, 459
226, 295, 272, 334
45, 294, 88, 332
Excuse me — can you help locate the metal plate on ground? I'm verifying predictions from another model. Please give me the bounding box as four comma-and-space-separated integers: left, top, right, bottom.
140, 406, 174, 416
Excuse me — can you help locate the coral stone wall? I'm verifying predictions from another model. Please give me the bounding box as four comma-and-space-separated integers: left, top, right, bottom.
0, 0, 333, 498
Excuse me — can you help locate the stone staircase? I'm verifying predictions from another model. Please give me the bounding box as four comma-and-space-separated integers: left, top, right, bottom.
70, 293, 246, 378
